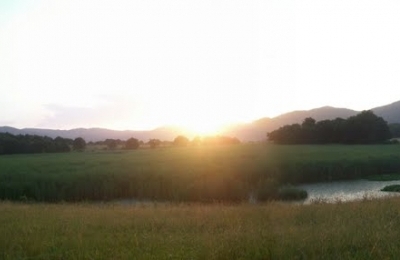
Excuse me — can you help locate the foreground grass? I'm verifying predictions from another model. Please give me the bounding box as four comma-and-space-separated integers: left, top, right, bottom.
2, 199, 400, 259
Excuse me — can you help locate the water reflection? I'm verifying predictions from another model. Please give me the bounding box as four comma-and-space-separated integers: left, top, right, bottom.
297, 179, 400, 204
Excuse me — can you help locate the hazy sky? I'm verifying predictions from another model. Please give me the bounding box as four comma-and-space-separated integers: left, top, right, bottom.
1, 0, 400, 133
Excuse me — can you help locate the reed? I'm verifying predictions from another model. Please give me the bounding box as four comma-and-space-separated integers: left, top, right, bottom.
0, 144, 399, 202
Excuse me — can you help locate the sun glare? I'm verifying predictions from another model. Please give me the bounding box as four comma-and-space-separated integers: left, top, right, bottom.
184, 124, 222, 136
182, 119, 226, 137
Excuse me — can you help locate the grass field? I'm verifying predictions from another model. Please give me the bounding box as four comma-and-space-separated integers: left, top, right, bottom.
1, 144, 400, 202
1, 198, 400, 259
2, 144, 400, 258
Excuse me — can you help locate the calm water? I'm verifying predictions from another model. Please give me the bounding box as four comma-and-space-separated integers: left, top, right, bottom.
108, 180, 400, 205
297, 180, 400, 204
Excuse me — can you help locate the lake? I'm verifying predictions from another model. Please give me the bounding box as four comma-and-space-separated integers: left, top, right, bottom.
107, 179, 400, 205
297, 179, 400, 204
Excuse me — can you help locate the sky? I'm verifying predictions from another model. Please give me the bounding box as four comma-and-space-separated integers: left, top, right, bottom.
1, 0, 400, 134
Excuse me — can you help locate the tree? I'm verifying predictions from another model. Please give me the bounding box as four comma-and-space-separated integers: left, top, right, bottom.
202, 135, 241, 145
54, 136, 71, 152
173, 135, 190, 147
343, 111, 391, 144
105, 139, 117, 150
29, 135, 47, 153
125, 137, 140, 150
301, 118, 317, 143
0, 133, 72, 155
192, 136, 202, 146
389, 123, 400, 138
0, 133, 20, 154
267, 111, 391, 144
148, 139, 161, 149
267, 124, 302, 144
302, 117, 316, 128
331, 118, 346, 143
73, 137, 86, 151
314, 120, 333, 143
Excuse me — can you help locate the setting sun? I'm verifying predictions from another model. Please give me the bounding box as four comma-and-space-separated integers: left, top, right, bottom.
165, 110, 231, 136
182, 120, 225, 136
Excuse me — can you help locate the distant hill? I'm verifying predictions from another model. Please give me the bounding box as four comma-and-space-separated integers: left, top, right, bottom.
0, 126, 187, 143
224, 106, 358, 141
225, 101, 400, 141
1, 100, 399, 142
372, 101, 400, 124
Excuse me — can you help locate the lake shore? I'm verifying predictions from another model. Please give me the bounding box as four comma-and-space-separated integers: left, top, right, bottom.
297, 179, 400, 204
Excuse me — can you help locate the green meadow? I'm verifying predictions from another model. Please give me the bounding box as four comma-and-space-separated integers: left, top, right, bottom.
1, 144, 400, 202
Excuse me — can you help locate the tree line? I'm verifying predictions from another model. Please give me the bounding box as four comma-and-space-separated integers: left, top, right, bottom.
0, 132, 241, 155
173, 135, 240, 146
0, 133, 72, 154
267, 110, 392, 144
0, 133, 143, 155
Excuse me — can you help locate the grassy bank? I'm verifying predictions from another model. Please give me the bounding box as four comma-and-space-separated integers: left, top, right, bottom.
366, 174, 400, 181
0, 144, 400, 202
1, 199, 400, 259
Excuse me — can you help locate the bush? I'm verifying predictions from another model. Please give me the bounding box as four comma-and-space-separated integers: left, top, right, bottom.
277, 185, 308, 201
255, 179, 279, 201
381, 185, 400, 192
366, 174, 400, 181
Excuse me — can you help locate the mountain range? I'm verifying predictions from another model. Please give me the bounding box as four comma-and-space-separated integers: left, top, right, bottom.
1, 101, 399, 142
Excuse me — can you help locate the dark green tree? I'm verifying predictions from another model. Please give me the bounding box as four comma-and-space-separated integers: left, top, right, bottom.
267, 111, 391, 144
331, 118, 346, 143
105, 139, 118, 150
301, 117, 317, 143
0, 133, 71, 154
267, 124, 302, 144
54, 136, 71, 152
389, 123, 400, 138
343, 111, 391, 144
148, 139, 161, 149
0, 133, 20, 154
125, 137, 140, 149
73, 137, 86, 151
202, 135, 241, 145
314, 120, 333, 143
173, 135, 190, 146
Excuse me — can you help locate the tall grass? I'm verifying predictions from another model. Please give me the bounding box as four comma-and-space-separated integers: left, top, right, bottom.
0, 144, 400, 202
1, 199, 400, 259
